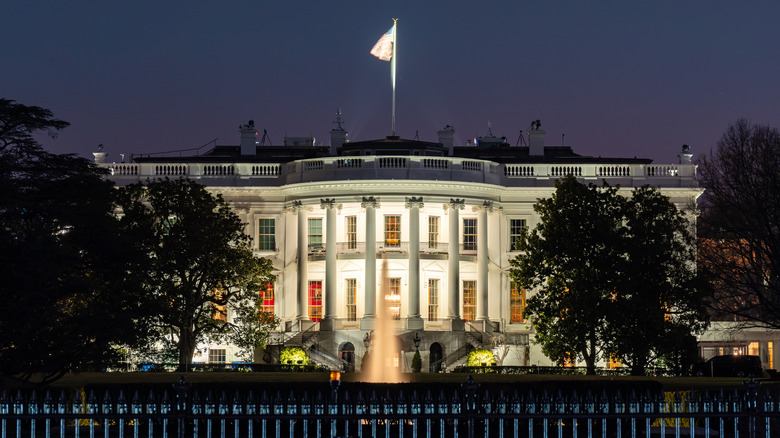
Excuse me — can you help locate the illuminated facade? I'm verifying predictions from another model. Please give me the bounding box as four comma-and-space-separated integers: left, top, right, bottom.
97, 117, 703, 371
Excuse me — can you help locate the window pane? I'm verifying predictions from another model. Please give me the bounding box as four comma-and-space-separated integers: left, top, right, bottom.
463, 218, 477, 250
308, 218, 323, 249
346, 216, 357, 249
260, 282, 275, 315
509, 219, 526, 251
428, 216, 439, 248
258, 218, 276, 250
463, 280, 476, 321
385, 215, 400, 246
387, 278, 401, 320
428, 279, 439, 321
308, 281, 322, 322
510, 282, 526, 323
346, 279, 357, 321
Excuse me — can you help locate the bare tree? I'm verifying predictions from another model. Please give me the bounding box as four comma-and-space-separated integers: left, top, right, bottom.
698, 119, 780, 328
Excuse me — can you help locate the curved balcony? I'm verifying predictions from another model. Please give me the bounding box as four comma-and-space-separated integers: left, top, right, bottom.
100, 156, 697, 188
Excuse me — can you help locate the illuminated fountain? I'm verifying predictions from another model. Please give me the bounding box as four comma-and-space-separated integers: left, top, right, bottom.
362, 259, 406, 383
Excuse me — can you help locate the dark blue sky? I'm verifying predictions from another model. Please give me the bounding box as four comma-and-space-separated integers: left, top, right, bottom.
4, 1, 779, 164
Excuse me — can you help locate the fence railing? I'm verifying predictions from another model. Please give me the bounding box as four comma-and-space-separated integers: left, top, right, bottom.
2, 377, 776, 437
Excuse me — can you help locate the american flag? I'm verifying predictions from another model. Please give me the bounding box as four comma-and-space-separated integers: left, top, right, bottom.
370, 27, 394, 61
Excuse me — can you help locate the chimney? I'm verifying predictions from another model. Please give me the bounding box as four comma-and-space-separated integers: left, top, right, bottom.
529, 119, 545, 157
437, 124, 455, 156
329, 108, 348, 155
678, 144, 693, 164
93, 144, 107, 164
240, 120, 258, 156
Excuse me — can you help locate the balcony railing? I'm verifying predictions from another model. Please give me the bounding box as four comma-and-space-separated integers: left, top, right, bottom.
99, 156, 697, 188
320, 242, 464, 256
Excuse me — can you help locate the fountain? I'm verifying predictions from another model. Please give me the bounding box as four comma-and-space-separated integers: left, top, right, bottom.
362, 259, 406, 382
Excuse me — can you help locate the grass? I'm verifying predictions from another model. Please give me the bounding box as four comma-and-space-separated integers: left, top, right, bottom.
35, 371, 778, 393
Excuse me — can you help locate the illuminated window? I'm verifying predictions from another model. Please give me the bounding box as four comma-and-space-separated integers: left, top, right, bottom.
428, 216, 439, 248
213, 289, 227, 322
387, 278, 401, 320
749, 342, 759, 356
260, 283, 274, 315
563, 352, 575, 367
608, 355, 622, 369
769, 342, 774, 369
428, 279, 439, 321
257, 218, 275, 251
510, 282, 526, 323
385, 215, 400, 247
208, 349, 226, 363
345, 216, 357, 249
308, 281, 322, 322
509, 219, 526, 251
463, 218, 477, 250
308, 218, 323, 250
346, 278, 357, 321
463, 280, 476, 321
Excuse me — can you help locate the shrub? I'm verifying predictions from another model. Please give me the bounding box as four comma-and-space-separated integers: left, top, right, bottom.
467, 349, 496, 367
280, 347, 310, 365
411, 350, 422, 373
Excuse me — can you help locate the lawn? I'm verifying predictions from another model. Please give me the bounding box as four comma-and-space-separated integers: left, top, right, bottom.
35, 371, 776, 393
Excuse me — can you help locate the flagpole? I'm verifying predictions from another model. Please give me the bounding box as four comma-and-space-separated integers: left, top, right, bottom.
391, 18, 397, 137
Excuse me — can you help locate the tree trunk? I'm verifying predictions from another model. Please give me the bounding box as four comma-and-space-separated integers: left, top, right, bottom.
177, 329, 196, 372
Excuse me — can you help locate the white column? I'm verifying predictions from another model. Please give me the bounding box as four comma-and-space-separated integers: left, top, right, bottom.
447, 199, 465, 329
321, 198, 337, 331
476, 201, 492, 322
361, 196, 379, 330
293, 201, 308, 322
405, 197, 424, 329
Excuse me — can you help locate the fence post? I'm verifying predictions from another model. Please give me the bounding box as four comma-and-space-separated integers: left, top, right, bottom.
173, 376, 190, 438
744, 377, 760, 438
463, 375, 479, 438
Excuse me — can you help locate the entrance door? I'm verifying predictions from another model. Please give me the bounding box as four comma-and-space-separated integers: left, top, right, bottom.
429, 342, 443, 373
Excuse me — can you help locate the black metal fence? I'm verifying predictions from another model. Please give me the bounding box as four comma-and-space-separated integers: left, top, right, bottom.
1, 377, 778, 437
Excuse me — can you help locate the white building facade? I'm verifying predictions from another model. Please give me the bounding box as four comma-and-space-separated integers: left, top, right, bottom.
98, 120, 711, 372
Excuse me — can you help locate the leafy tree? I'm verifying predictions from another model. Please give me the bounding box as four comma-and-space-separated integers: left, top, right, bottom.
604, 186, 707, 375
510, 175, 624, 374
697, 119, 780, 328
0, 99, 150, 383
511, 175, 705, 375
115, 178, 275, 371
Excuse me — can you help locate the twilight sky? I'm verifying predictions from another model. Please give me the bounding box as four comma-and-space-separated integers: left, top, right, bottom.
3, 1, 779, 164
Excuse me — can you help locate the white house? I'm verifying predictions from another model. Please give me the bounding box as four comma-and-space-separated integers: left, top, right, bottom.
97, 114, 713, 372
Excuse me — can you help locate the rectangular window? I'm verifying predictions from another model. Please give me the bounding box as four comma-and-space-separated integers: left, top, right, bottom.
209, 349, 226, 363
509, 219, 526, 251
345, 216, 357, 249
463, 218, 477, 251
385, 215, 401, 247
387, 277, 401, 320
769, 342, 774, 369
257, 218, 276, 251
608, 355, 622, 369
308, 218, 323, 250
428, 279, 439, 321
308, 280, 322, 322
749, 341, 759, 356
346, 278, 357, 321
510, 282, 526, 323
463, 280, 476, 321
428, 216, 439, 248
260, 282, 275, 315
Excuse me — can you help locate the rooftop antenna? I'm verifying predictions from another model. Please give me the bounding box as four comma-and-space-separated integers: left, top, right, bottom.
516, 123, 533, 146
414, 130, 419, 140
259, 129, 273, 146
562, 133, 565, 146
333, 108, 345, 130
487, 121, 494, 137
